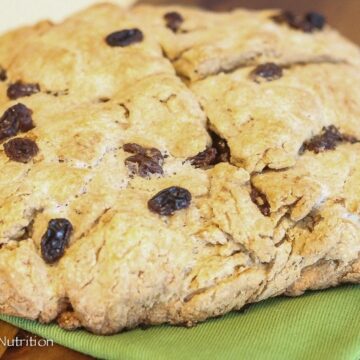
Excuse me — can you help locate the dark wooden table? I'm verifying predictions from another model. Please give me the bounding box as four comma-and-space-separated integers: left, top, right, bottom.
0, 0, 359, 359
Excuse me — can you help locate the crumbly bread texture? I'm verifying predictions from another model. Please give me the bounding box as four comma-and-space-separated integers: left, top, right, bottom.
0, 3, 359, 334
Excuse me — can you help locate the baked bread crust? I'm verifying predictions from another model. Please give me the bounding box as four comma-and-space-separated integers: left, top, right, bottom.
0, 3, 359, 334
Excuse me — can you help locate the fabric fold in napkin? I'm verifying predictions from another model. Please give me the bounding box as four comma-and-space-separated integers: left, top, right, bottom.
1, 286, 359, 360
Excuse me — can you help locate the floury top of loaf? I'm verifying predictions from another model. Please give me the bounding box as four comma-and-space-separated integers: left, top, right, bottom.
0, 2, 359, 334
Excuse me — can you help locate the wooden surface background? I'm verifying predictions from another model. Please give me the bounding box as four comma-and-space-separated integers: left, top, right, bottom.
0, 0, 359, 359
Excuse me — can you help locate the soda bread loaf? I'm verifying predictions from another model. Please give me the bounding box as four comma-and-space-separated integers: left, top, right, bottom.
0, 3, 359, 334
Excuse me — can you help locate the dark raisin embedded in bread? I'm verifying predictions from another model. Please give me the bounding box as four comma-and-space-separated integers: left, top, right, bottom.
164, 12, 184, 33
148, 186, 192, 216
125, 154, 163, 177
302, 125, 358, 154
0, 103, 34, 141
187, 148, 217, 169
209, 130, 231, 163
271, 10, 296, 26
105, 29, 143, 47
250, 63, 283, 82
271, 10, 326, 33
302, 12, 326, 32
41, 219, 73, 264
4, 137, 39, 163
7, 81, 40, 100
0, 67, 7, 81
250, 186, 271, 217
123, 143, 145, 154
123, 143, 164, 177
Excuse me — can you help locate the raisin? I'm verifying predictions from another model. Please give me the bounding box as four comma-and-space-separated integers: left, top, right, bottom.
148, 186, 191, 216
209, 130, 230, 163
123, 143, 145, 154
302, 125, 358, 154
7, 81, 40, 100
17, 105, 35, 132
105, 29, 143, 47
41, 219, 73, 264
123, 143, 164, 177
271, 10, 295, 25
187, 147, 217, 168
124, 143, 163, 164
164, 12, 184, 33
4, 138, 39, 163
250, 186, 271, 217
0, 103, 34, 141
125, 154, 163, 177
144, 148, 164, 165
250, 63, 283, 82
271, 10, 326, 33
304, 12, 326, 32
0, 108, 19, 140
0, 67, 7, 82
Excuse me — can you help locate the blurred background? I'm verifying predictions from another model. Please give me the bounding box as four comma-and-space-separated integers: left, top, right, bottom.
145, 0, 360, 44
147, 0, 360, 45
1, 0, 359, 44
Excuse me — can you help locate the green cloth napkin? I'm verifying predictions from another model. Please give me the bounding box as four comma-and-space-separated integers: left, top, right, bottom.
1, 285, 359, 360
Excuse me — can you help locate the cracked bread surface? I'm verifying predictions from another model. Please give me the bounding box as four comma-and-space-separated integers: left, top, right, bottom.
0, 3, 359, 334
